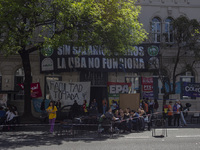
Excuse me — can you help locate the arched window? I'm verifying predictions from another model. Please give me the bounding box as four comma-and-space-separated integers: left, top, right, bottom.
151, 17, 161, 43
164, 17, 174, 43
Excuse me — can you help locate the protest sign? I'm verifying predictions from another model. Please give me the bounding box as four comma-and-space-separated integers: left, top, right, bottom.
0, 94, 7, 106
182, 82, 200, 97
18, 82, 42, 98
46, 80, 91, 105
107, 82, 131, 106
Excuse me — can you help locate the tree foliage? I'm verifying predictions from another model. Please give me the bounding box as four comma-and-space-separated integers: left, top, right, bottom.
0, 0, 147, 116
0, 0, 147, 55
158, 16, 200, 103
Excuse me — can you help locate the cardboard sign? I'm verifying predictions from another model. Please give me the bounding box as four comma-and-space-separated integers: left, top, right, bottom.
119, 93, 140, 111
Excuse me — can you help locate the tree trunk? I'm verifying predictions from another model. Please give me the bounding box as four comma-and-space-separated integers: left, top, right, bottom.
19, 50, 32, 117
172, 46, 181, 94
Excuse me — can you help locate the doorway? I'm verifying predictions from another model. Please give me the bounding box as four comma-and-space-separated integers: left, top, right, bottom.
90, 87, 107, 113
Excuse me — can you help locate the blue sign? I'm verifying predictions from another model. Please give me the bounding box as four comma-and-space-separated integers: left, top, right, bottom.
32, 99, 50, 113
182, 82, 200, 97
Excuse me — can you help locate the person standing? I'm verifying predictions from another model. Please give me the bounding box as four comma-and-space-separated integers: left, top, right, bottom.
55, 100, 61, 110
40, 99, 45, 114
46, 101, 57, 133
102, 98, 107, 114
83, 100, 89, 115
173, 100, 181, 127
168, 101, 173, 126
148, 99, 154, 114
154, 98, 159, 113
90, 99, 98, 111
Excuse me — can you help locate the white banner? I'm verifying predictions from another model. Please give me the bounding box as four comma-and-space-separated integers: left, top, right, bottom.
0, 94, 7, 107
47, 80, 91, 105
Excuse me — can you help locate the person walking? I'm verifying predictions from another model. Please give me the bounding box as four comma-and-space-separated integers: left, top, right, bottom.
168, 101, 173, 126
46, 101, 57, 133
180, 101, 187, 126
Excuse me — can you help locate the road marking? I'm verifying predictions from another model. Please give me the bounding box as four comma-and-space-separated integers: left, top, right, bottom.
176, 135, 200, 138
156, 129, 179, 131
64, 138, 95, 140
125, 136, 150, 139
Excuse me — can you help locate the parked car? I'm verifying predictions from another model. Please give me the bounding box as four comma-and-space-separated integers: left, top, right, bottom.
56, 105, 84, 121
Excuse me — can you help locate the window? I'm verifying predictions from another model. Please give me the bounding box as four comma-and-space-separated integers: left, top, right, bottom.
14, 67, 25, 100
151, 17, 161, 43
164, 18, 174, 43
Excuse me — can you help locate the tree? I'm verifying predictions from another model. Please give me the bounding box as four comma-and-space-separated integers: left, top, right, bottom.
155, 16, 200, 112
0, 0, 147, 117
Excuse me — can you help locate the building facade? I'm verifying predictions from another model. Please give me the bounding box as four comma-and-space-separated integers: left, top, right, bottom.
0, 0, 200, 115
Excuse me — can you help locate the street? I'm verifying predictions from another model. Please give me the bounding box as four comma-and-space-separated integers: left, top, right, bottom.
1, 127, 200, 150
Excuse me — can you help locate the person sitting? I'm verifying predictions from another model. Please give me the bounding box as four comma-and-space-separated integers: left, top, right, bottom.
12, 105, 20, 124
0, 106, 6, 125
111, 100, 117, 113
130, 110, 140, 131
114, 109, 120, 118
137, 108, 145, 131
5, 106, 16, 130
124, 108, 130, 119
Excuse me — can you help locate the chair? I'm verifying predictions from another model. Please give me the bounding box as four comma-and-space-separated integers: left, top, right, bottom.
152, 119, 167, 137
191, 113, 200, 124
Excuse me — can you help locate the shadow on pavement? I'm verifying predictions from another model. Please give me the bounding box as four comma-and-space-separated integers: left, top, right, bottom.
0, 121, 200, 150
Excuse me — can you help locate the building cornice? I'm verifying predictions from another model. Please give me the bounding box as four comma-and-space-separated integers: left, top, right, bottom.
136, 0, 200, 8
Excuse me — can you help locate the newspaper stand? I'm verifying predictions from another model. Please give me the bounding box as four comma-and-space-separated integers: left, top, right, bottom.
152, 119, 167, 137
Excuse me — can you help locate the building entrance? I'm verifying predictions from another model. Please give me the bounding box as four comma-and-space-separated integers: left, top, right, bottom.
80, 71, 108, 113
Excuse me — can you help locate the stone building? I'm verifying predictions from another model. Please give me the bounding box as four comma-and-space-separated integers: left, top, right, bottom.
0, 0, 200, 116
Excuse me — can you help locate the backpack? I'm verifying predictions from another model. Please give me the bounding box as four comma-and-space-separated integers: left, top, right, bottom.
173, 104, 177, 112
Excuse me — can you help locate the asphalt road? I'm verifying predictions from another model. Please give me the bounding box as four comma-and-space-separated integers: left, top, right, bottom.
1, 126, 200, 150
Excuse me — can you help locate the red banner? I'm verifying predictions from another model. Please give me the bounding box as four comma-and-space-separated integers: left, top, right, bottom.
142, 77, 153, 92
18, 82, 42, 98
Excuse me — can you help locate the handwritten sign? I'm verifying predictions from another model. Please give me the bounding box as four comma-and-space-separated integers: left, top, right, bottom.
0, 94, 7, 106
46, 80, 91, 105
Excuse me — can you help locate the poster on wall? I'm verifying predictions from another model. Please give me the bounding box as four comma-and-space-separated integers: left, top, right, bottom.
32, 99, 50, 113
18, 82, 42, 98
107, 82, 131, 106
46, 80, 91, 105
40, 44, 160, 73
141, 77, 154, 98
0, 94, 7, 107
182, 82, 200, 97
